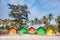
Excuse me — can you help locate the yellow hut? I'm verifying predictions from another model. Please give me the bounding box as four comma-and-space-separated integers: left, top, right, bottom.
46, 27, 54, 35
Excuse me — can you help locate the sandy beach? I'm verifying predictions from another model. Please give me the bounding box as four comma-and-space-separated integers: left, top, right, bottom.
0, 34, 60, 40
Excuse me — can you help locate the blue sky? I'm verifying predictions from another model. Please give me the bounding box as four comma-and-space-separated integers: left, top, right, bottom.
0, 0, 60, 24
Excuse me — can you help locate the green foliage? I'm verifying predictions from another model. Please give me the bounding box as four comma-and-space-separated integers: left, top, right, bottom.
56, 16, 60, 32
30, 18, 42, 25
0, 29, 8, 34
52, 25, 58, 31
56, 16, 60, 24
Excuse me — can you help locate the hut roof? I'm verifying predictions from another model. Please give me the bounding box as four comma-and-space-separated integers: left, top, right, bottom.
28, 27, 35, 30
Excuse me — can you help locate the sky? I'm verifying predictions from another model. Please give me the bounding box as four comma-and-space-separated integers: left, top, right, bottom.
0, 0, 60, 25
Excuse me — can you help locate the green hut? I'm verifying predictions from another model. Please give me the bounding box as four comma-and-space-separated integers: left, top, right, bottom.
37, 27, 46, 35
19, 27, 27, 34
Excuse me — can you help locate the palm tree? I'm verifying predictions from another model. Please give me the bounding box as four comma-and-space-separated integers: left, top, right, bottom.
38, 20, 42, 25
56, 16, 60, 32
42, 16, 48, 24
2, 19, 9, 29
42, 16, 49, 29
56, 16, 60, 25
23, 21, 28, 29
8, 4, 30, 28
30, 20, 34, 25
33, 18, 42, 25
41, 13, 53, 29
34, 18, 39, 24
48, 13, 53, 21
30, 18, 42, 25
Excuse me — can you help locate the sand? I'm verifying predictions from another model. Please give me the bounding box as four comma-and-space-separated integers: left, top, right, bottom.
0, 34, 60, 40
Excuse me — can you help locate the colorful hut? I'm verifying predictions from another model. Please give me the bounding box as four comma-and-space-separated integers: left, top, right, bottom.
37, 27, 45, 35
19, 27, 27, 34
28, 27, 35, 34
46, 27, 54, 35
9, 27, 16, 35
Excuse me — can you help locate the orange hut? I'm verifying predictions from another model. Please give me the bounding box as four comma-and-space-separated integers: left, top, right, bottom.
9, 27, 16, 35
28, 27, 35, 34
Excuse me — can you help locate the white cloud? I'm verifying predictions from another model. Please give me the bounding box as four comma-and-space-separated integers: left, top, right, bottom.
23, 0, 36, 8
9, 0, 18, 5
17, 0, 25, 5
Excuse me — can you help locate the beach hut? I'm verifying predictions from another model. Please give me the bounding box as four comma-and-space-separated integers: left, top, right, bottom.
28, 27, 35, 34
46, 27, 54, 35
9, 27, 16, 35
19, 27, 27, 34
37, 27, 45, 35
